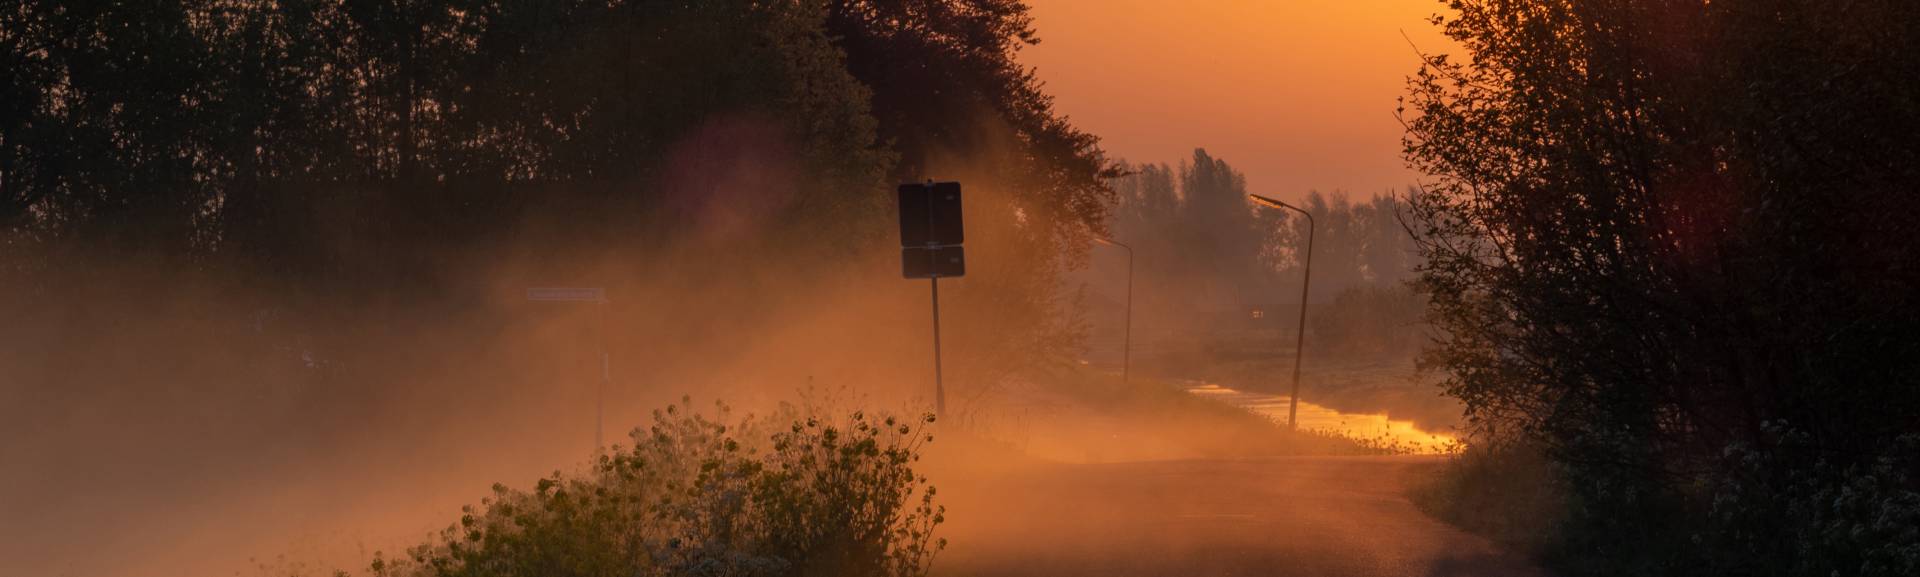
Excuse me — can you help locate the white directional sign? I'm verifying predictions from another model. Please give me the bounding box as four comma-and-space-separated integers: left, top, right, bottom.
526, 287, 607, 303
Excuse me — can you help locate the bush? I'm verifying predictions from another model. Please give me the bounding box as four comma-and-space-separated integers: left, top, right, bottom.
348, 398, 944, 577
1416, 426, 1920, 577
1701, 426, 1920, 577
1411, 439, 1566, 556
1308, 284, 1426, 359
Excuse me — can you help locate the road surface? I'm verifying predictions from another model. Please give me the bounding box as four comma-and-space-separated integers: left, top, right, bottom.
930, 456, 1545, 577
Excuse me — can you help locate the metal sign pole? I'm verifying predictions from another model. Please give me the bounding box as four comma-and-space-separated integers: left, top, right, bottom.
925, 180, 946, 418
931, 276, 945, 417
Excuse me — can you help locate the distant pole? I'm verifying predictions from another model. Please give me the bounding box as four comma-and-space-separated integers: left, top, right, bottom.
1248, 194, 1314, 430
1094, 237, 1134, 385
597, 306, 608, 451
526, 287, 612, 452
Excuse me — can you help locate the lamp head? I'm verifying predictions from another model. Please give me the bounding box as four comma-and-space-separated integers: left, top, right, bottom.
1247, 193, 1294, 210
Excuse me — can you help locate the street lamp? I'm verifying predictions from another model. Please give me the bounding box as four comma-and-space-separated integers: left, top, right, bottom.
1093, 237, 1134, 386
1247, 194, 1313, 430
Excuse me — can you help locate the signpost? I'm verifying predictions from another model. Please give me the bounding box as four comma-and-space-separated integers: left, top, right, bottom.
526, 287, 611, 451
899, 182, 965, 416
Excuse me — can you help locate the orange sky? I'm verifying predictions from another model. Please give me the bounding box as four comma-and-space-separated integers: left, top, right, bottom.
1019, 0, 1459, 201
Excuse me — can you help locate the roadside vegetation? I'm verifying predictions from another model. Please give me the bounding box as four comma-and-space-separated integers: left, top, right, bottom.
308, 398, 943, 577
0, 5, 1113, 574
1403, 1, 1920, 575
1409, 440, 1565, 558
0, 0, 1115, 439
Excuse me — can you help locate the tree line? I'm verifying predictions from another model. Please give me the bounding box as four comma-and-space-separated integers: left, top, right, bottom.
1104, 149, 1421, 355
0, 0, 1116, 381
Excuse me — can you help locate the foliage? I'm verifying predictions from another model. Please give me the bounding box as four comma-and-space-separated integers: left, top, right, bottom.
1701, 426, 1920, 577
1109, 151, 1268, 311
1108, 153, 1418, 320
1403, 0, 1920, 574
825, 0, 1114, 245
1411, 439, 1567, 555
2, 0, 889, 265
352, 398, 944, 577
825, 0, 1123, 384
0, 0, 1119, 418
1421, 427, 1920, 576
1284, 190, 1421, 295
1308, 284, 1427, 359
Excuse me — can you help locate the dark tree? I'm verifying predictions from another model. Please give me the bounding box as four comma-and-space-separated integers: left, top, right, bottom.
0, 1, 1130, 429
823, 0, 1121, 383
1405, 0, 1920, 573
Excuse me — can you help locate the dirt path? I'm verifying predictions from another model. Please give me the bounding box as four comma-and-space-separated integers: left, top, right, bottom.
930, 456, 1544, 577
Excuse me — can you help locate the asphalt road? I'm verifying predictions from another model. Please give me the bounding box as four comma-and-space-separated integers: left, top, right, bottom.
930, 456, 1545, 577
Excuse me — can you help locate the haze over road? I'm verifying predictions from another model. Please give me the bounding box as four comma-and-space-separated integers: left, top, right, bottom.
933, 456, 1544, 577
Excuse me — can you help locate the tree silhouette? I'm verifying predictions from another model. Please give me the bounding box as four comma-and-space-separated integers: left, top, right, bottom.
1404, 0, 1920, 572
0, 0, 1118, 408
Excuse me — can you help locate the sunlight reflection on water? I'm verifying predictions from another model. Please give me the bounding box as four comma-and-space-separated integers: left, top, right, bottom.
1183, 382, 1459, 454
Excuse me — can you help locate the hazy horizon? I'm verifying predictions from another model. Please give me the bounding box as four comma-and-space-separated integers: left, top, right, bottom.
1021, 0, 1457, 199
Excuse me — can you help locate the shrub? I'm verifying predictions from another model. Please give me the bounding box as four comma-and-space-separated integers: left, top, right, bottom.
1701, 426, 1920, 577
1411, 438, 1567, 556
1416, 425, 1920, 577
1308, 284, 1426, 359
350, 398, 943, 577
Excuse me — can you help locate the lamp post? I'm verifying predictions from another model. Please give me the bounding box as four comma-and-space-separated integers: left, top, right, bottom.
1093, 237, 1134, 386
1247, 194, 1313, 430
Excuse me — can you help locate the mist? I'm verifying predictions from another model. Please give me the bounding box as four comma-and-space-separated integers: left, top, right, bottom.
0, 133, 1082, 576
21, 2, 1908, 577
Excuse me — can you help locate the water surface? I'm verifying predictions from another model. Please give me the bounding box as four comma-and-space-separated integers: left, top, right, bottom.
1183, 382, 1458, 453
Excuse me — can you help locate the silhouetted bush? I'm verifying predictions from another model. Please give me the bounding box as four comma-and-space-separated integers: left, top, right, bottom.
1419, 426, 1920, 576
1699, 426, 1920, 577
1411, 438, 1566, 556
1308, 284, 1426, 359
346, 398, 943, 577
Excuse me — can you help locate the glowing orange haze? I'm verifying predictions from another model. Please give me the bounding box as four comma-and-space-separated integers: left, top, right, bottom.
1020, 0, 1459, 201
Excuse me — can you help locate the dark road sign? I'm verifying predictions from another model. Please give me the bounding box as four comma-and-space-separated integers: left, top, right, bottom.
898, 181, 965, 417
899, 181, 966, 279
898, 182, 964, 247
902, 245, 966, 279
